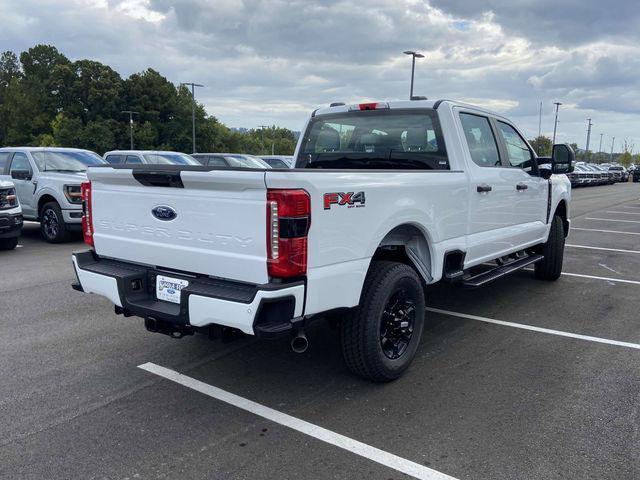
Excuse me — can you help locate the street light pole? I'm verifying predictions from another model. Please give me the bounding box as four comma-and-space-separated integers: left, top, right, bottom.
610, 137, 615, 162
552, 102, 562, 144
538, 101, 542, 139
180, 82, 204, 153
403, 51, 425, 99
585, 118, 593, 160
598, 133, 604, 163
121, 110, 139, 149
259, 125, 268, 155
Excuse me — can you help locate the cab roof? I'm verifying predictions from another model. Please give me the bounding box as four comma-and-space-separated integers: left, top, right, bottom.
312, 99, 501, 118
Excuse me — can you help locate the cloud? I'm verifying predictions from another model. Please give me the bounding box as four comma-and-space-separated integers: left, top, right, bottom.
1, 0, 639, 145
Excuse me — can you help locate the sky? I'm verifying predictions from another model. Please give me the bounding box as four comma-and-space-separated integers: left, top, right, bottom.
1, 0, 639, 150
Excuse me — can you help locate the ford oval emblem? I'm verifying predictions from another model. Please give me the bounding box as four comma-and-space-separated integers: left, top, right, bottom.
152, 205, 177, 221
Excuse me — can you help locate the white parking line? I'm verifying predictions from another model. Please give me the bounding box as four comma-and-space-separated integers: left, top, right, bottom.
585, 217, 640, 224
571, 227, 640, 236
560, 272, 640, 285
566, 244, 640, 254
426, 308, 640, 350
605, 211, 640, 215
138, 362, 458, 480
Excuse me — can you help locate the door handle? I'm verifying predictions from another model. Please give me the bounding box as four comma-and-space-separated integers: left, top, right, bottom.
476, 184, 492, 193
516, 183, 528, 191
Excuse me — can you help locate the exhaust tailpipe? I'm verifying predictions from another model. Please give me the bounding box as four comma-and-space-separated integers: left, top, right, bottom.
290, 331, 308, 354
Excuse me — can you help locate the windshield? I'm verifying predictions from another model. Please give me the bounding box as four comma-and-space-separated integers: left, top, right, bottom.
142, 153, 200, 165
226, 155, 271, 169
32, 150, 105, 172
296, 109, 449, 169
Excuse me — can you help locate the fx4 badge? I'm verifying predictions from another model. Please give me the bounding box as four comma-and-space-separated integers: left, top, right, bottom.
323, 191, 366, 210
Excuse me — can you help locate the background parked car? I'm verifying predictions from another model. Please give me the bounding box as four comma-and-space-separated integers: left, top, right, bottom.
573, 164, 594, 185
0, 147, 105, 243
104, 150, 200, 165
260, 155, 294, 168
590, 164, 615, 184
0, 180, 23, 250
191, 153, 270, 169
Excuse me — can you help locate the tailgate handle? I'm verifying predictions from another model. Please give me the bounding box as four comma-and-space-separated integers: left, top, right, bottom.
132, 170, 184, 188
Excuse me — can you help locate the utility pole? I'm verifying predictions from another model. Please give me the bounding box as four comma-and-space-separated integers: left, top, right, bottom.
271, 128, 276, 155
610, 137, 615, 162
585, 118, 593, 161
403, 51, 424, 99
180, 82, 204, 153
538, 101, 542, 139
598, 133, 604, 163
552, 102, 562, 144
259, 125, 268, 154
121, 110, 139, 149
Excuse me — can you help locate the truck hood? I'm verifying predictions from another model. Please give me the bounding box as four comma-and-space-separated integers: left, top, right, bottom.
38, 171, 88, 182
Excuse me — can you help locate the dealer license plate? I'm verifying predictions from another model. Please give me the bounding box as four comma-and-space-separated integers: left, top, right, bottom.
156, 275, 189, 304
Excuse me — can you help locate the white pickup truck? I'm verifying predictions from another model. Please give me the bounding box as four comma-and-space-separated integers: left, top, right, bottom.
71, 99, 572, 382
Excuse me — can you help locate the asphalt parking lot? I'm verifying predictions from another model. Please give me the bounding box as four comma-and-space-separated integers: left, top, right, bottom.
1, 183, 639, 480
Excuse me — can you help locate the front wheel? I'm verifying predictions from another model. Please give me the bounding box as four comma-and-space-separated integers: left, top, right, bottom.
535, 215, 565, 281
340, 261, 425, 382
40, 202, 71, 243
0, 237, 19, 250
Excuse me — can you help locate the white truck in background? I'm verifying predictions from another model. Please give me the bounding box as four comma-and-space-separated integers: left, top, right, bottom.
0, 180, 23, 250
0, 147, 106, 243
71, 99, 572, 382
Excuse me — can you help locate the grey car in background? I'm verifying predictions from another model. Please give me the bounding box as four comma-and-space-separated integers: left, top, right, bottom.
192, 153, 271, 169
104, 150, 200, 166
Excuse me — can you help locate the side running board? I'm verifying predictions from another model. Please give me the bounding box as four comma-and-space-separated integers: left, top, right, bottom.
461, 254, 544, 288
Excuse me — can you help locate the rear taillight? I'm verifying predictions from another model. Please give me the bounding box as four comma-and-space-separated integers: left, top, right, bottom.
81, 181, 93, 247
266, 189, 311, 278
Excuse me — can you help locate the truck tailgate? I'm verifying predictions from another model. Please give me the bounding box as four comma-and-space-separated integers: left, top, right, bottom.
88, 167, 269, 284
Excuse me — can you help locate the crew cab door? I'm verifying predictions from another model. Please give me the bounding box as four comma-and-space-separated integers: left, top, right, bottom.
457, 110, 547, 266
8, 152, 37, 217
492, 120, 548, 238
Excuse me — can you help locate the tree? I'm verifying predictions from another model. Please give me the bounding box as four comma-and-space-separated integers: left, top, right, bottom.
529, 135, 552, 156
1, 43, 299, 155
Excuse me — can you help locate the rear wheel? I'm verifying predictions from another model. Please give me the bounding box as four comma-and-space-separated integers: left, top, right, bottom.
535, 214, 565, 281
340, 261, 425, 382
40, 202, 71, 243
0, 237, 19, 250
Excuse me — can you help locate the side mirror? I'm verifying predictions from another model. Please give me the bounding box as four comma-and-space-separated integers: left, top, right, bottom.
11, 169, 32, 181
551, 143, 574, 174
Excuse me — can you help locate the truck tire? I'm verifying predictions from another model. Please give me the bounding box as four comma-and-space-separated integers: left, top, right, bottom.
340, 261, 425, 382
40, 202, 71, 243
535, 215, 564, 281
0, 237, 19, 250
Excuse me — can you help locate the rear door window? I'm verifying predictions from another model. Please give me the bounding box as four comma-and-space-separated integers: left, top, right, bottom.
125, 155, 143, 164
0, 152, 12, 172
105, 155, 124, 164
459, 113, 501, 167
207, 156, 228, 167
9, 152, 32, 173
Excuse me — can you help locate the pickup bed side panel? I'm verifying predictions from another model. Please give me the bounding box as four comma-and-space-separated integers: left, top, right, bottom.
265, 170, 469, 315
